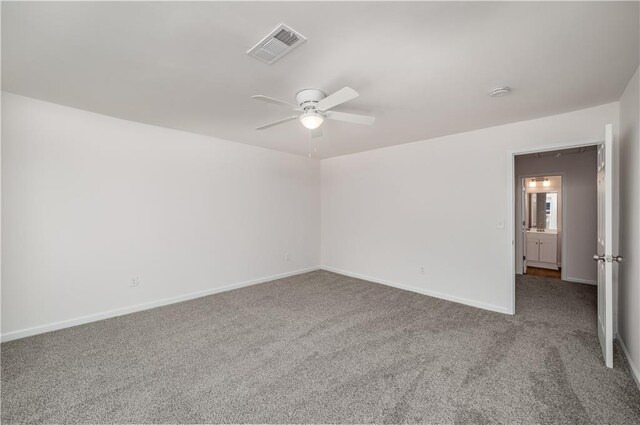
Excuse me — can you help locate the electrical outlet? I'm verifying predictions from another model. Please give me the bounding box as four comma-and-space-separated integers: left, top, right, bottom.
130, 277, 139, 288
420, 266, 426, 274
284, 252, 291, 261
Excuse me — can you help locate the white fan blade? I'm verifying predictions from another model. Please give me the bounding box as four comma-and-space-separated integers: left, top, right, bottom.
256, 116, 298, 130
252, 95, 295, 108
316, 87, 359, 111
326, 111, 375, 125
311, 128, 323, 139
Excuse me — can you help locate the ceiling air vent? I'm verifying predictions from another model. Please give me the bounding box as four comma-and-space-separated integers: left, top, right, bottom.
247, 24, 306, 64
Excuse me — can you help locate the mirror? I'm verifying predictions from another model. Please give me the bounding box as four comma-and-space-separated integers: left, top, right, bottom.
528, 192, 558, 230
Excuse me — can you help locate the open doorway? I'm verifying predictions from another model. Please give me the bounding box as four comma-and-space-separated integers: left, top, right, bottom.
514, 146, 598, 284
509, 125, 618, 368
521, 175, 563, 279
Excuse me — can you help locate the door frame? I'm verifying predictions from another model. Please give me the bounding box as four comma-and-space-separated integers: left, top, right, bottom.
517, 172, 567, 279
507, 137, 603, 314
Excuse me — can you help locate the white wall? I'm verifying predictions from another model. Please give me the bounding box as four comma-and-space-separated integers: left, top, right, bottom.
618, 66, 640, 387
515, 153, 597, 284
321, 102, 618, 314
1, 93, 321, 340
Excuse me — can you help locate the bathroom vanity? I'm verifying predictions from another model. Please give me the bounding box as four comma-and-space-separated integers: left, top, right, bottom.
523, 186, 562, 270
526, 230, 558, 270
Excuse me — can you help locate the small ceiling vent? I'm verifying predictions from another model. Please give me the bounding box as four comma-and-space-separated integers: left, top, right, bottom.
247, 24, 306, 64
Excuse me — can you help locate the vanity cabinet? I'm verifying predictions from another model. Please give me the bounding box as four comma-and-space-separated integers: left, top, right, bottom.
526, 232, 558, 270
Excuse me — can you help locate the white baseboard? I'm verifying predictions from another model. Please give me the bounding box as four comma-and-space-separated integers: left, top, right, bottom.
616, 332, 640, 391
321, 266, 510, 315
564, 276, 597, 285
1, 266, 320, 343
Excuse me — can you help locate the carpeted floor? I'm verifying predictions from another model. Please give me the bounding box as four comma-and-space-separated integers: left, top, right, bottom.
2, 271, 639, 424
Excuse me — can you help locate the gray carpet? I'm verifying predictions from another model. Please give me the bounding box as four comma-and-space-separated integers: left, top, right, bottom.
2, 271, 639, 424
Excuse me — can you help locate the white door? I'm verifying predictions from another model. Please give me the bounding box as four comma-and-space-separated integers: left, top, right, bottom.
595, 124, 614, 368
522, 179, 528, 273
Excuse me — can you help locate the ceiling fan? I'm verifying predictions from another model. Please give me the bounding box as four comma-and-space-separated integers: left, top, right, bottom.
251, 87, 375, 137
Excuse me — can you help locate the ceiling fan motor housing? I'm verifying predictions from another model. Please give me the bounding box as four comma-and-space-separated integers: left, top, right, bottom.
296, 89, 326, 110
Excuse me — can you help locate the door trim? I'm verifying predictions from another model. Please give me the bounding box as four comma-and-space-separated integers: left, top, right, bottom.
507, 137, 603, 315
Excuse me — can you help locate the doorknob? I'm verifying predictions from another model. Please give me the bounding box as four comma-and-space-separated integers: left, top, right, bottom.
592, 254, 624, 263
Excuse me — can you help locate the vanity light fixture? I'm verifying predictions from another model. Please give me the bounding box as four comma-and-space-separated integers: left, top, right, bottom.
543, 178, 551, 187
529, 180, 537, 188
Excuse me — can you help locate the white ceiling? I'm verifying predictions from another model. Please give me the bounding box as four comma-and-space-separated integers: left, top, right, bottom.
2, 2, 638, 158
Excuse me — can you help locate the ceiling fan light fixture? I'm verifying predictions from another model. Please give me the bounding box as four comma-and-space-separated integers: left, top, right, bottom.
299, 111, 324, 129
252, 87, 374, 132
